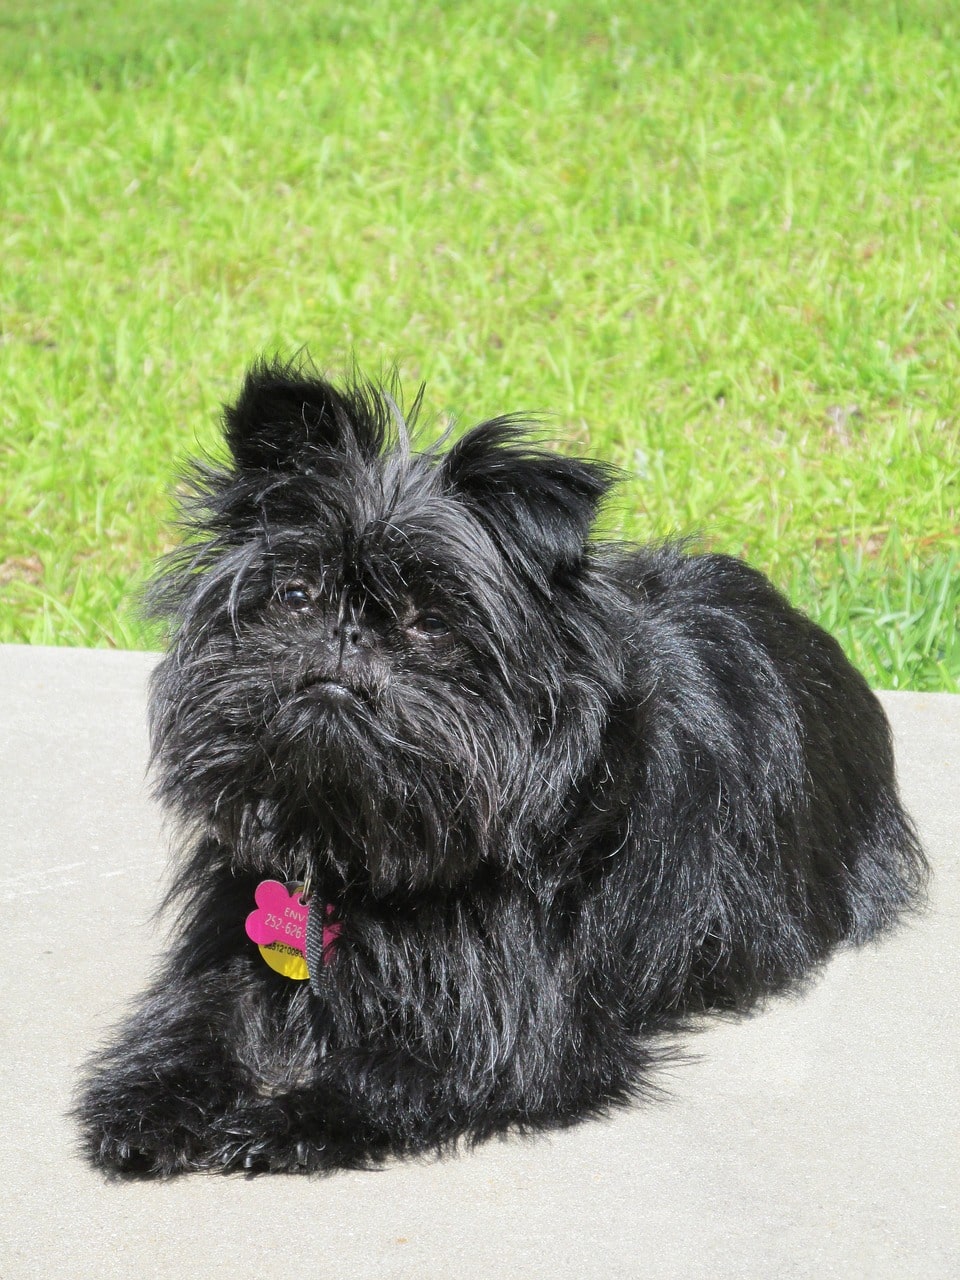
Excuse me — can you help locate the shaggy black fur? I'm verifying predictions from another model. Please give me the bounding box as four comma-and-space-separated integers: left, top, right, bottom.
76, 359, 927, 1176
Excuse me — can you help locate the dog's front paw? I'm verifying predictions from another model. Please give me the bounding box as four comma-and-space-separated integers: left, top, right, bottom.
90, 1128, 199, 1177
77, 1072, 382, 1177
76, 1069, 228, 1177
206, 1098, 337, 1174
79, 1087, 334, 1176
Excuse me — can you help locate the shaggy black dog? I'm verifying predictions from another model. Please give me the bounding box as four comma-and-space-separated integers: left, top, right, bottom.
76, 360, 926, 1175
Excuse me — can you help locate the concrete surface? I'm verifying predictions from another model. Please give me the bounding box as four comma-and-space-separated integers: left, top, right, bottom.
0, 643, 957, 1279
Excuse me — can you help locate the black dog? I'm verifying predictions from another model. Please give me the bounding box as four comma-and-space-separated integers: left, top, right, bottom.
76, 360, 926, 1175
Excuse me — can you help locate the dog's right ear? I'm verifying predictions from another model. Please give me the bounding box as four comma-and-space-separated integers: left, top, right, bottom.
440, 419, 617, 584
223, 360, 386, 471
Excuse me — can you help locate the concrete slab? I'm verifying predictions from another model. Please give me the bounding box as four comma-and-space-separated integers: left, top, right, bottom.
0, 643, 957, 1279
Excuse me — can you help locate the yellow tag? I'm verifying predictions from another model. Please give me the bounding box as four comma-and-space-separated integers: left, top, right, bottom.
257, 940, 309, 981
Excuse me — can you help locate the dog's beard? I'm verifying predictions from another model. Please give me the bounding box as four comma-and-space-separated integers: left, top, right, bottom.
149, 622, 611, 896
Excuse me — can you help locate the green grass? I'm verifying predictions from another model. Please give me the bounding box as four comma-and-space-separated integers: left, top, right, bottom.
1, 0, 958, 688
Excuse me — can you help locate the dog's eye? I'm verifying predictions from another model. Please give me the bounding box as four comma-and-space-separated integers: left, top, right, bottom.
408, 613, 450, 638
278, 585, 312, 611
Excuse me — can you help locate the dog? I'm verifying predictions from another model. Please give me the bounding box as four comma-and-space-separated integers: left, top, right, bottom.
76, 359, 926, 1174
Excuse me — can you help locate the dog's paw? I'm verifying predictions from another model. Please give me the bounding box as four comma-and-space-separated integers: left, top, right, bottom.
79, 1092, 333, 1175
75, 1069, 227, 1177
89, 1129, 199, 1177
81, 1115, 207, 1178
206, 1099, 336, 1174
77, 1077, 379, 1176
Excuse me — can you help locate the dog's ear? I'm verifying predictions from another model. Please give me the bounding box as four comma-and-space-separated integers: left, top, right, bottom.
223, 360, 387, 471
440, 419, 616, 581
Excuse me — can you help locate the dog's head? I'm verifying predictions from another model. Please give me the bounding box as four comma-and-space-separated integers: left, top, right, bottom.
149, 360, 621, 893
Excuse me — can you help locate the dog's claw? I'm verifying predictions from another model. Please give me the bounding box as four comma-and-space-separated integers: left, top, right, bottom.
296, 1141, 309, 1166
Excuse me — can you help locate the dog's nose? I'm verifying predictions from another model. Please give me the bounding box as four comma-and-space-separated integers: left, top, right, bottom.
324, 611, 380, 678
340, 619, 366, 645
332, 619, 370, 650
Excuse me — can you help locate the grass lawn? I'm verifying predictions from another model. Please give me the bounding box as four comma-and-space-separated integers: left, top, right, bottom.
1, 0, 958, 688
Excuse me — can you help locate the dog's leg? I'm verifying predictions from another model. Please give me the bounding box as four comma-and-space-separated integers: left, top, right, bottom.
75, 957, 316, 1175
75, 850, 334, 1175
77, 977, 240, 1173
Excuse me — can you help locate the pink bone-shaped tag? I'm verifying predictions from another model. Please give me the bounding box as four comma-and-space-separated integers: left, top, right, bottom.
245, 880, 309, 952
244, 880, 341, 962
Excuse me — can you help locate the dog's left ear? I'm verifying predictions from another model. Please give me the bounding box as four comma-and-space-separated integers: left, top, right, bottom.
223, 360, 385, 471
440, 419, 616, 580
